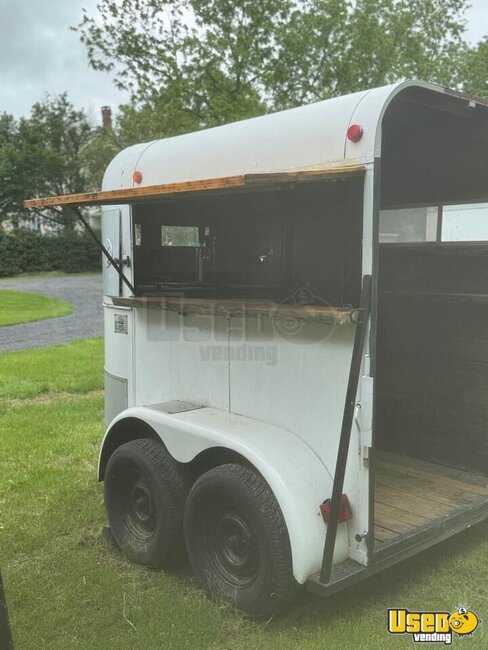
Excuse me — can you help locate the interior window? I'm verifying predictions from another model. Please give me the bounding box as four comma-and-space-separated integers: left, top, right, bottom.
379, 207, 438, 243
441, 203, 488, 242
161, 225, 200, 247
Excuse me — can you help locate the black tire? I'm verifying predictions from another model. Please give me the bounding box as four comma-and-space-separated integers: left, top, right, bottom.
184, 463, 296, 619
104, 438, 190, 569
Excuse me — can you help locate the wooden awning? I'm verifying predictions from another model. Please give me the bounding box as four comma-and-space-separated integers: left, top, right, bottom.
24, 165, 365, 210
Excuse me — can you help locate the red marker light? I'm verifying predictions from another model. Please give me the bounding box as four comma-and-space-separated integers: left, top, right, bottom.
320, 494, 353, 523
347, 124, 364, 143
133, 170, 143, 184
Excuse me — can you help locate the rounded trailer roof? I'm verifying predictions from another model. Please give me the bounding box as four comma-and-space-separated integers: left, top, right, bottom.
102, 81, 457, 192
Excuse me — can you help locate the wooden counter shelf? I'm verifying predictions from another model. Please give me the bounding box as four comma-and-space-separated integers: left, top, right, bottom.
111, 296, 355, 326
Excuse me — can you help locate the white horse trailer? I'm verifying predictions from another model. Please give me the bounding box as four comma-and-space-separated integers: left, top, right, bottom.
26, 80, 488, 618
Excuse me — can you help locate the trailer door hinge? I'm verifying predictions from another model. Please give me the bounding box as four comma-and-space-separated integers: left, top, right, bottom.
359, 375, 373, 448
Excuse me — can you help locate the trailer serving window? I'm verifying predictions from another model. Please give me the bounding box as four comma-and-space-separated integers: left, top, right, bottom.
131, 177, 364, 307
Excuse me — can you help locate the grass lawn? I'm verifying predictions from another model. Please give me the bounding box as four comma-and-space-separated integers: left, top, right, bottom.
0, 338, 103, 399
0, 338, 487, 649
0, 289, 73, 326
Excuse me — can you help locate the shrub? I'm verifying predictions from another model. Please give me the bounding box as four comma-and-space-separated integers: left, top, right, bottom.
0, 228, 101, 276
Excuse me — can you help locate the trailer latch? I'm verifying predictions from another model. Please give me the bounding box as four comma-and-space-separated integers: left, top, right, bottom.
114, 255, 131, 268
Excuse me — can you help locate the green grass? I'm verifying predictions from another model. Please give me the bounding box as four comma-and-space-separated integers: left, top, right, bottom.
0, 338, 487, 649
0, 289, 73, 326
0, 338, 103, 399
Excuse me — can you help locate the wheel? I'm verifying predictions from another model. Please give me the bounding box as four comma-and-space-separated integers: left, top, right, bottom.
184, 463, 296, 618
104, 438, 190, 569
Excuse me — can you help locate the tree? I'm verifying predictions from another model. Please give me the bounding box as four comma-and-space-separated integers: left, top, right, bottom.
0, 95, 96, 226
462, 38, 488, 99
269, 0, 470, 108
76, 0, 472, 131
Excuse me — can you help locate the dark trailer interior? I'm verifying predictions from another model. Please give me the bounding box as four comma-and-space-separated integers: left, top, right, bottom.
130, 178, 364, 308
375, 87, 488, 548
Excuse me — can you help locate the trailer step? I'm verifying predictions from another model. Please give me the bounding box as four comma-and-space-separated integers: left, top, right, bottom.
307, 559, 367, 597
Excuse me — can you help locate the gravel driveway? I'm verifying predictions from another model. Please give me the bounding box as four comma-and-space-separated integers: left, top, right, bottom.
0, 274, 103, 352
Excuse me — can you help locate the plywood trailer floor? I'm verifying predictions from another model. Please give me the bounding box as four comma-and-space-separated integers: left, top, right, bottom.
374, 450, 488, 547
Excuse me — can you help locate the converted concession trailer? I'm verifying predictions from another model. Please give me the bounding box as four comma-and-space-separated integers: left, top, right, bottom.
26, 81, 488, 618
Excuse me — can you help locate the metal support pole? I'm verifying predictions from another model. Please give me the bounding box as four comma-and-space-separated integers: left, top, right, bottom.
72, 207, 136, 295
40, 205, 136, 294
319, 274, 372, 584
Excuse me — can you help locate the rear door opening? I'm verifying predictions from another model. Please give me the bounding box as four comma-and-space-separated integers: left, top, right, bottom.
374, 87, 488, 550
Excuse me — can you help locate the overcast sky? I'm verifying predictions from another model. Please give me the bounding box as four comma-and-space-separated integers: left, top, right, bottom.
1, 0, 488, 123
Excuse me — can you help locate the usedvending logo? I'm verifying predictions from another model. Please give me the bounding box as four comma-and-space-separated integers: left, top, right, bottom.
388, 607, 480, 644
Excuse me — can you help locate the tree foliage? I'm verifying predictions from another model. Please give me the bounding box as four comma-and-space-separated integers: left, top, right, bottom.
270, 0, 469, 108
462, 37, 488, 99
0, 95, 96, 225
76, 0, 473, 133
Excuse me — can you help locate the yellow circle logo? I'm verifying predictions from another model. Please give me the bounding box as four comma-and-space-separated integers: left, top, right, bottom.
448, 608, 480, 635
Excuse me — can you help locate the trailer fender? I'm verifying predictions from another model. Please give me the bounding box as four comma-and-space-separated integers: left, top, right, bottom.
99, 405, 350, 583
